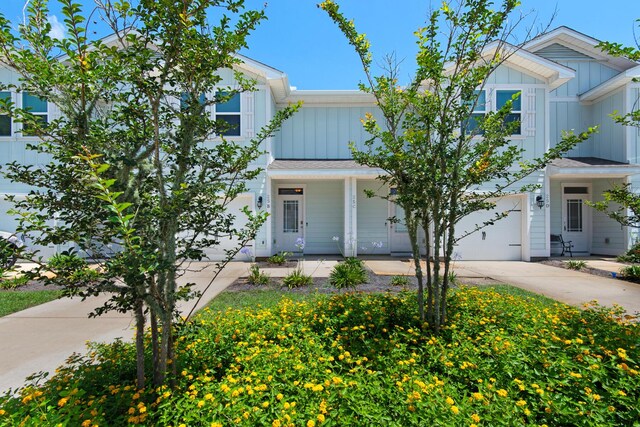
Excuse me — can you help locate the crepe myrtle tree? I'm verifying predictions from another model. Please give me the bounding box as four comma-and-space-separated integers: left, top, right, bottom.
320, 0, 595, 332
0, 0, 299, 388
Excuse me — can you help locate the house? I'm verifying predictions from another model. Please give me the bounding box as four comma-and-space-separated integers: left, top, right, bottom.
1, 26, 639, 261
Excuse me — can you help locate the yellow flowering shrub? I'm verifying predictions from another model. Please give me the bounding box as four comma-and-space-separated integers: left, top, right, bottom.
0, 287, 638, 426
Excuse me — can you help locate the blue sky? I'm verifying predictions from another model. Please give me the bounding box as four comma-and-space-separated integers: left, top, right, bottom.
1, 0, 638, 89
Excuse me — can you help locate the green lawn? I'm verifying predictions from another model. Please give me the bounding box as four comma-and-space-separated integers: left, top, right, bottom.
0, 290, 62, 317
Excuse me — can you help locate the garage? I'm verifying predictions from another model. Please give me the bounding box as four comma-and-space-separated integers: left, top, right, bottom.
453, 196, 524, 261
200, 194, 254, 261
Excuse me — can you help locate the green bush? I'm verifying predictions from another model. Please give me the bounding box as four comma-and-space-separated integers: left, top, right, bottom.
329, 257, 367, 289
620, 264, 640, 282
0, 275, 30, 290
247, 264, 270, 286
282, 267, 313, 289
267, 251, 291, 265
617, 242, 640, 263
48, 251, 100, 284
565, 260, 587, 270
390, 275, 410, 287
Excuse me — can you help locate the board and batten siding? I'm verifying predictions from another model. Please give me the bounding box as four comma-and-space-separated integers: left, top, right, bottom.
356, 180, 389, 254
485, 65, 544, 85
275, 106, 383, 159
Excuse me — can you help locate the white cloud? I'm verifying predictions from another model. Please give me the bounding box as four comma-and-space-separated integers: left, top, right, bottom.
47, 15, 65, 40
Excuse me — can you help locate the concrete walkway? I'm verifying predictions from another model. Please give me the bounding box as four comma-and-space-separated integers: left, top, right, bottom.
365, 258, 640, 315
459, 261, 640, 315
0, 262, 247, 394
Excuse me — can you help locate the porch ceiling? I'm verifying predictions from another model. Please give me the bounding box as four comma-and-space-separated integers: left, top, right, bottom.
548, 157, 640, 178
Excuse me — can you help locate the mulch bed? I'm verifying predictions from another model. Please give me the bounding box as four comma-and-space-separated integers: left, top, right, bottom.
0, 280, 60, 292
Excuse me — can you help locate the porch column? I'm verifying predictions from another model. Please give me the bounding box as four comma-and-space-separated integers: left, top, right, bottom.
344, 177, 358, 257
265, 177, 273, 257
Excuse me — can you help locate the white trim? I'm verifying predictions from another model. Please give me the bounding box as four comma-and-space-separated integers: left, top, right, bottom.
544, 172, 551, 257
547, 166, 640, 178
521, 193, 531, 261
268, 168, 384, 179
263, 177, 273, 257
550, 97, 580, 102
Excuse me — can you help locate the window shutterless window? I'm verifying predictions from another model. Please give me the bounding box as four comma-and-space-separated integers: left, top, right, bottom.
22, 92, 48, 136
0, 91, 11, 136
496, 90, 521, 135
215, 91, 241, 137
463, 90, 486, 135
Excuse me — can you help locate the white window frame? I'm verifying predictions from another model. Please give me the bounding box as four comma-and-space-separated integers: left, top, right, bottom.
0, 90, 14, 138
213, 90, 242, 138
469, 86, 527, 139
18, 91, 49, 138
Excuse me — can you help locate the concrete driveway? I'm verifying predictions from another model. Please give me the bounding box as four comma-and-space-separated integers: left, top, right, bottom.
459, 261, 640, 315
0, 261, 247, 394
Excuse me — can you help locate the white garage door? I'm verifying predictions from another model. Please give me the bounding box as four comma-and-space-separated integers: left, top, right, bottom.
453, 196, 523, 261
200, 195, 253, 261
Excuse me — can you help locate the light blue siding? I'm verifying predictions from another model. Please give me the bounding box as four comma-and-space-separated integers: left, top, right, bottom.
304, 180, 344, 254
357, 180, 389, 253
549, 61, 618, 98
591, 179, 626, 255
628, 88, 640, 164
275, 106, 382, 159
589, 90, 626, 162
485, 65, 544, 85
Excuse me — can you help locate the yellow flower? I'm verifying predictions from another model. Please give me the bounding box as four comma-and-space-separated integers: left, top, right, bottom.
445, 396, 454, 405
58, 397, 69, 407
205, 393, 214, 400
472, 392, 483, 401
272, 421, 281, 427
81, 420, 92, 427
262, 401, 269, 408
471, 413, 480, 423
307, 421, 316, 427
450, 405, 459, 414
317, 413, 325, 423
197, 400, 205, 408
497, 389, 508, 397
516, 400, 526, 407
276, 393, 284, 401
0, 409, 5, 416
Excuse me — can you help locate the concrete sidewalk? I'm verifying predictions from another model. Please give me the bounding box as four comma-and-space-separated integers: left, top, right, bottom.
0, 262, 246, 394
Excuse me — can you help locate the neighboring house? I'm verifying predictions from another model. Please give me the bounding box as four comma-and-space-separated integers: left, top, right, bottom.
1, 26, 639, 261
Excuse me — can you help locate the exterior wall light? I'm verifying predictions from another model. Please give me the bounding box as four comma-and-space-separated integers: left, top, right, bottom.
535, 195, 544, 209
257, 196, 263, 209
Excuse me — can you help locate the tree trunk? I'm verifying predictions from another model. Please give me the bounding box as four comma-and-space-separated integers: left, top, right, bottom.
406, 213, 424, 321
134, 299, 146, 390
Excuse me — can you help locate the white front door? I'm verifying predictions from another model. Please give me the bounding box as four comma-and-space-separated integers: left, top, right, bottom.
276, 190, 305, 253
562, 185, 591, 254
389, 202, 412, 253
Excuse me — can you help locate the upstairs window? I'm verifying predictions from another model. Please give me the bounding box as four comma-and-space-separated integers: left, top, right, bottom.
180, 92, 206, 111
496, 90, 521, 135
0, 91, 11, 136
215, 91, 241, 137
463, 90, 486, 135
22, 92, 48, 136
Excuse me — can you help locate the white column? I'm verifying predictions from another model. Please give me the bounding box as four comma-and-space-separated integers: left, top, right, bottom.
343, 177, 358, 257
265, 177, 273, 257
343, 178, 351, 256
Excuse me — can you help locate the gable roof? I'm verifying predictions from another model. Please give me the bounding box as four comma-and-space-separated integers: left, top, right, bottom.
524, 26, 638, 71
471, 41, 575, 90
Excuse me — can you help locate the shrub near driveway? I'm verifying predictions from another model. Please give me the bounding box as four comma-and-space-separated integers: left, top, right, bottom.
1, 287, 639, 426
